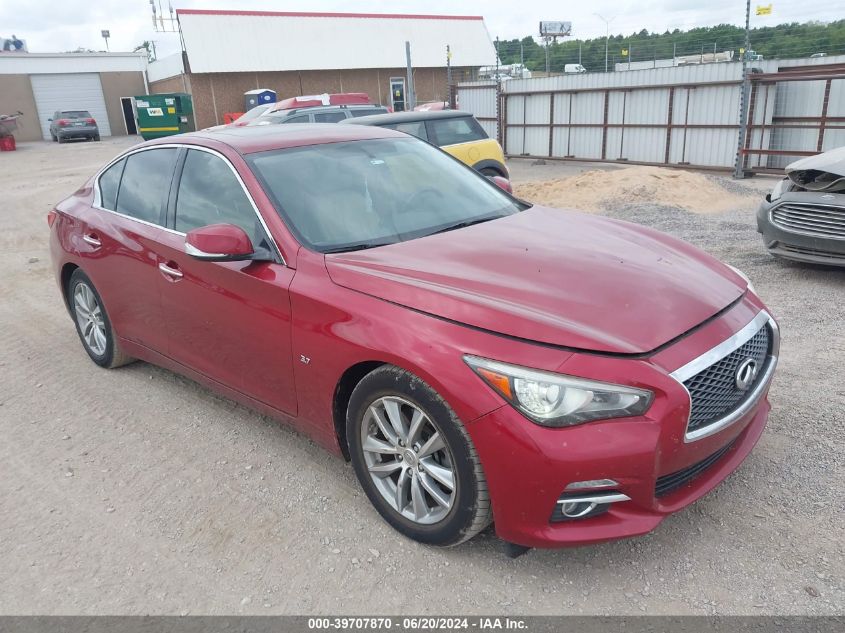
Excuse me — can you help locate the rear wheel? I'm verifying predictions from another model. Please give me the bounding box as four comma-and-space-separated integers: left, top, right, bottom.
68, 269, 133, 368
92, 135, 100, 142
480, 167, 502, 178
347, 366, 491, 546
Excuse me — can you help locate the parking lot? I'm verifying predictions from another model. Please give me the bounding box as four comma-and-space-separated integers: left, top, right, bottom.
0, 137, 842, 615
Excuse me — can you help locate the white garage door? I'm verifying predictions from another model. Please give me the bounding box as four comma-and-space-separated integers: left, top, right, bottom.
31, 73, 112, 140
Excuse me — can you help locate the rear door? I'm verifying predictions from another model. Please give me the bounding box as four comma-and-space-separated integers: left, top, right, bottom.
76, 147, 178, 354
154, 147, 297, 415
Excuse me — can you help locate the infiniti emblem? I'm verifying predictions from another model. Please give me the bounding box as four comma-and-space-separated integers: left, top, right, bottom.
735, 358, 759, 391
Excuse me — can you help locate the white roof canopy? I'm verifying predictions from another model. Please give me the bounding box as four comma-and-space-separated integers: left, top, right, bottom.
177, 9, 496, 74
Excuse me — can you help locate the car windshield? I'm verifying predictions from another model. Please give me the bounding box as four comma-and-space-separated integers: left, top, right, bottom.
247, 137, 524, 253
236, 105, 271, 122
62, 111, 91, 119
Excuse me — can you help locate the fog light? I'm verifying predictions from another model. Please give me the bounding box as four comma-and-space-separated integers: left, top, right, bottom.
552, 491, 631, 522
560, 501, 597, 518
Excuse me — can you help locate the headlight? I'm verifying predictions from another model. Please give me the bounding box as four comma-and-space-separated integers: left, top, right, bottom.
727, 264, 756, 294
769, 177, 790, 202
464, 355, 653, 427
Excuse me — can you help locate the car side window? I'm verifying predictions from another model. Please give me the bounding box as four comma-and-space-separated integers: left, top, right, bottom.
349, 108, 388, 117
281, 114, 310, 124
427, 117, 487, 147
314, 111, 347, 123
175, 149, 267, 248
385, 121, 428, 141
115, 148, 178, 225
98, 158, 126, 211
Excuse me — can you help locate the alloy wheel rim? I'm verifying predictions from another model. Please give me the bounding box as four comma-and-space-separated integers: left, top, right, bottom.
73, 283, 107, 356
360, 396, 456, 525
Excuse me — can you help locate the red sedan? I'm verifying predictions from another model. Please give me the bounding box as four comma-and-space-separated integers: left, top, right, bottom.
49, 124, 779, 551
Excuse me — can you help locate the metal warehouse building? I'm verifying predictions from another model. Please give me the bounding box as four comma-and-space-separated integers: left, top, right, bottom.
0, 52, 148, 141
148, 9, 497, 129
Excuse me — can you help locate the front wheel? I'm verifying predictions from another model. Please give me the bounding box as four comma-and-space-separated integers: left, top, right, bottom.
347, 366, 491, 546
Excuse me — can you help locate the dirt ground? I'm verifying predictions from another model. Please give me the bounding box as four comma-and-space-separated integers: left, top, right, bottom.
0, 139, 842, 615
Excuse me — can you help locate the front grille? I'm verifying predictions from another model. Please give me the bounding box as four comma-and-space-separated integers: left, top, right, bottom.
683, 325, 771, 432
655, 440, 735, 497
771, 203, 845, 239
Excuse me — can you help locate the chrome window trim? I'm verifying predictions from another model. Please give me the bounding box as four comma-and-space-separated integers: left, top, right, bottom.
92, 143, 286, 265
670, 310, 779, 443
769, 202, 845, 241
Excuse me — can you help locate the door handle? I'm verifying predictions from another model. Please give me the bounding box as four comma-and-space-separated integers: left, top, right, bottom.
83, 233, 101, 248
158, 262, 183, 280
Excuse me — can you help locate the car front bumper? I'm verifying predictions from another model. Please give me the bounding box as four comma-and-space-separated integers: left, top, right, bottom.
464, 296, 776, 549
757, 192, 845, 266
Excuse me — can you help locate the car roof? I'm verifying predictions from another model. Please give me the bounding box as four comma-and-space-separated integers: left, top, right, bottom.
144, 123, 406, 155
265, 104, 387, 118
341, 110, 474, 126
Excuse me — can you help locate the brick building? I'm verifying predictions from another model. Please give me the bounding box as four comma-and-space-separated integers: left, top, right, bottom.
147, 9, 497, 129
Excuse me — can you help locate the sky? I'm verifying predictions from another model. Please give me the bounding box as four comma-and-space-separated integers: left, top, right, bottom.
4, 0, 843, 57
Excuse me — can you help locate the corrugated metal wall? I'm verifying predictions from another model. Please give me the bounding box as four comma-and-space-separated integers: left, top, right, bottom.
457, 59, 845, 171
455, 81, 498, 139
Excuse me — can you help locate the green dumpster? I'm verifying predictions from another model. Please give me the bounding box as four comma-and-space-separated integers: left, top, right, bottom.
135, 93, 195, 140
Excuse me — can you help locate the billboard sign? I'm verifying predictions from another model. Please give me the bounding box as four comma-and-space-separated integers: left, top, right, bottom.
1, 36, 27, 52
539, 21, 572, 37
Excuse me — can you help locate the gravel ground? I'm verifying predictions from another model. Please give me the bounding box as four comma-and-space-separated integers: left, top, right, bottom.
0, 140, 842, 616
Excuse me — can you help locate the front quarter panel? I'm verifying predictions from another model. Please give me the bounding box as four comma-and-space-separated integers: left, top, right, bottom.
289, 249, 575, 451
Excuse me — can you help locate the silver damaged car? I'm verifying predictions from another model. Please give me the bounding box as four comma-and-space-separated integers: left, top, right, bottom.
757, 146, 845, 266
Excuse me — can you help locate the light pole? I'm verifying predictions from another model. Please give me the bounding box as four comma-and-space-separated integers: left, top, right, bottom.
594, 13, 615, 72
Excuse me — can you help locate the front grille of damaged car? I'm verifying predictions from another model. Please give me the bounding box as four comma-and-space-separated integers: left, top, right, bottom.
771, 203, 845, 239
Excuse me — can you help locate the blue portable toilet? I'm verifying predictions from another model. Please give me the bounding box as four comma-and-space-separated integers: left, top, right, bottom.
244, 89, 276, 111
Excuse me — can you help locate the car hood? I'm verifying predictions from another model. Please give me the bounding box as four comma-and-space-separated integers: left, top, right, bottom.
325, 206, 745, 355
786, 146, 845, 192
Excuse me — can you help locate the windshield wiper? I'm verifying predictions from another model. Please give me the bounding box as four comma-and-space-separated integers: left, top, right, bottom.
322, 241, 395, 254
426, 216, 502, 236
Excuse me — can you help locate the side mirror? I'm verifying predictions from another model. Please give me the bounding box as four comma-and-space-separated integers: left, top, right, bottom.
185, 223, 255, 261
489, 175, 513, 194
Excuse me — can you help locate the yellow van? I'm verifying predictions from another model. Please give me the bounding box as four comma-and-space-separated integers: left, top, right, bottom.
342, 110, 508, 178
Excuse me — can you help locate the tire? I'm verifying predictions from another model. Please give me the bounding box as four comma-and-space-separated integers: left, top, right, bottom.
67, 269, 134, 369
51, 133, 57, 142
57, 135, 65, 144
93, 135, 100, 142
480, 167, 502, 178
347, 365, 491, 546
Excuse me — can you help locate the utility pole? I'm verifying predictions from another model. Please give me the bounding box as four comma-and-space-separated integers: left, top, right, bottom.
446, 44, 452, 108
496, 36, 501, 79
734, 0, 752, 178
594, 13, 615, 72
405, 41, 416, 110
545, 37, 551, 73
579, 42, 582, 65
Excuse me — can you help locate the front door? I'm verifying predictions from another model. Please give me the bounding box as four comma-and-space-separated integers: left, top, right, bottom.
390, 77, 406, 112
155, 148, 297, 415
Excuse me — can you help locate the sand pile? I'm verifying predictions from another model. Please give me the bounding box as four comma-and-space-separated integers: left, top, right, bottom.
514, 165, 755, 214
